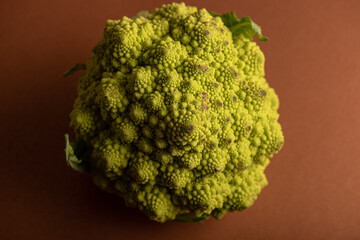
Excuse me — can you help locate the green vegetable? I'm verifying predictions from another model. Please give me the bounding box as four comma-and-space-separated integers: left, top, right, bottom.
64, 2, 284, 223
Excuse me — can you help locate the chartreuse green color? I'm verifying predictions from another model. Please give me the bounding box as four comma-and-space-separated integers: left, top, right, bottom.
64, 2, 284, 223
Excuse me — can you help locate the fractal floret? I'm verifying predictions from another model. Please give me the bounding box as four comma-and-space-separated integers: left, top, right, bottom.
64, 2, 284, 223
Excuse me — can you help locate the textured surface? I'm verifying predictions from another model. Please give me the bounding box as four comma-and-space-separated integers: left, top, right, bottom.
66, 3, 283, 222
1, 0, 360, 239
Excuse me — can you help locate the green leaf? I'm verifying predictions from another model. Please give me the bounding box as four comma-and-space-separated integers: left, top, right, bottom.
64, 134, 87, 172
174, 214, 210, 223
210, 11, 268, 42
210, 12, 238, 27
62, 63, 86, 77
132, 10, 149, 20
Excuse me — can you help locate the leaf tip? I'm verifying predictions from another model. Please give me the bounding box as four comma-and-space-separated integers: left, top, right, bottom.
62, 63, 86, 78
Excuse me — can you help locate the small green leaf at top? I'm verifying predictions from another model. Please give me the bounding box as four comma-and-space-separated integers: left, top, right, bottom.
62, 63, 86, 77
210, 11, 268, 42
132, 10, 149, 20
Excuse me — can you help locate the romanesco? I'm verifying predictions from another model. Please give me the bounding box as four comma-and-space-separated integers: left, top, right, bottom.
64, 2, 284, 223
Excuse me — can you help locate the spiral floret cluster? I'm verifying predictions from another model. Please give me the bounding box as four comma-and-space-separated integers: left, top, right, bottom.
66, 2, 284, 222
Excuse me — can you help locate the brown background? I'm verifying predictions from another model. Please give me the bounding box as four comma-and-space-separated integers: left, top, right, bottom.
1, 0, 359, 239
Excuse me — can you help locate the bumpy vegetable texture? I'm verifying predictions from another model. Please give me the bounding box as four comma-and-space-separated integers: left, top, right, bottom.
64, 2, 284, 223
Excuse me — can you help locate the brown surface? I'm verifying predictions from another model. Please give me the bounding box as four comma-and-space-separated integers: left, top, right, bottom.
1, 0, 360, 239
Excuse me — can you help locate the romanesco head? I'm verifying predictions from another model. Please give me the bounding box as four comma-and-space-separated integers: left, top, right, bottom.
65, 2, 284, 223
